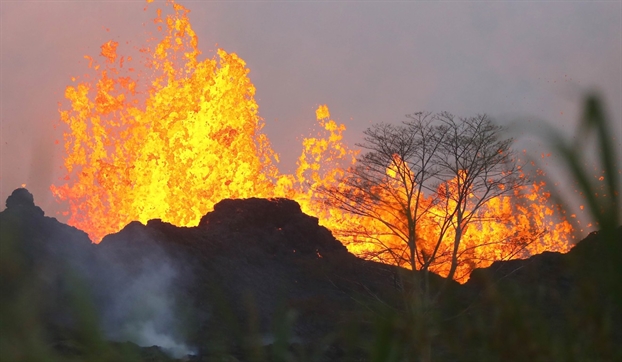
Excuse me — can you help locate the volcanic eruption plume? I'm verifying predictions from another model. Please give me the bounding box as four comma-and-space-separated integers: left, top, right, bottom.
52, 0, 574, 282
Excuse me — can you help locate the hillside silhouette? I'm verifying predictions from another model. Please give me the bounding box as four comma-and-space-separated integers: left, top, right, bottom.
1, 188, 620, 361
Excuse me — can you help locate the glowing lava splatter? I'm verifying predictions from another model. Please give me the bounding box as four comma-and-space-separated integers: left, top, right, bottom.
52, 0, 573, 282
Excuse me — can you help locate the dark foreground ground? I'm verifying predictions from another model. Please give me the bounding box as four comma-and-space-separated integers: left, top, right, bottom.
1, 188, 620, 361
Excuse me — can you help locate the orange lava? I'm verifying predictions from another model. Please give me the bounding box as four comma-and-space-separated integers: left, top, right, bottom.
52, 0, 573, 282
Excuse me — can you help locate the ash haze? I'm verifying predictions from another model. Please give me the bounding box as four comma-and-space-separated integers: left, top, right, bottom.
1, 1, 620, 234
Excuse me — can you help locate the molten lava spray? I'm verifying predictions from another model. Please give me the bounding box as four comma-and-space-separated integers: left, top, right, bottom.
52, 0, 573, 282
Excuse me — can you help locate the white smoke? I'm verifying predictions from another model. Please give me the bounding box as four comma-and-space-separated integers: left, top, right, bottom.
89, 234, 197, 358
128, 320, 195, 358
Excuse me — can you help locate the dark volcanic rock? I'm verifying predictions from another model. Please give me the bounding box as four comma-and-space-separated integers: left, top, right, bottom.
6, 187, 42, 213
200, 197, 304, 229
199, 197, 349, 256
101, 197, 400, 353
0, 190, 194, 360
1, 188, 90, 250
467, 227, 622, 297
1, 189, 96, 357
0, 187, 93, 289
459, 226, 622, 360
2, 188, 620, 361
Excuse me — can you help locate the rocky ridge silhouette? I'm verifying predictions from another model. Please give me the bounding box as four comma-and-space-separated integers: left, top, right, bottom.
1, 188, 620, 361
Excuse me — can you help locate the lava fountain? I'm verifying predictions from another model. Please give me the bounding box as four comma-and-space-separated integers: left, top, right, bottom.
52, 0, 574, 282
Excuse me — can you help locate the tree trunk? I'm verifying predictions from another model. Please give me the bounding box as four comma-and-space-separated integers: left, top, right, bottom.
445, 211, 463, 282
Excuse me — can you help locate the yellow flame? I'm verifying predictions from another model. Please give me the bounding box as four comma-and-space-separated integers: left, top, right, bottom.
52, 0, 573, 282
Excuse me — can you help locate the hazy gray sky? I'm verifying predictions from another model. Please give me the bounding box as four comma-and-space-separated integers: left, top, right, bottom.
1, 0, 620, 222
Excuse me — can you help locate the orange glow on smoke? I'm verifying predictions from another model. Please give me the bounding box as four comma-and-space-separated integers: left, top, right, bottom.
52, 0, 573, 282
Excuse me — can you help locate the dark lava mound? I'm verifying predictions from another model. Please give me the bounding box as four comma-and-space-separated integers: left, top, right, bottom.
1, 188, 620, 361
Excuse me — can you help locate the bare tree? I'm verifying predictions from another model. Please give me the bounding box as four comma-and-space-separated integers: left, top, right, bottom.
318, 112, 528, 362
319, 113, 438, 270
319, 112, 526, 284
433, 113, 525, 281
